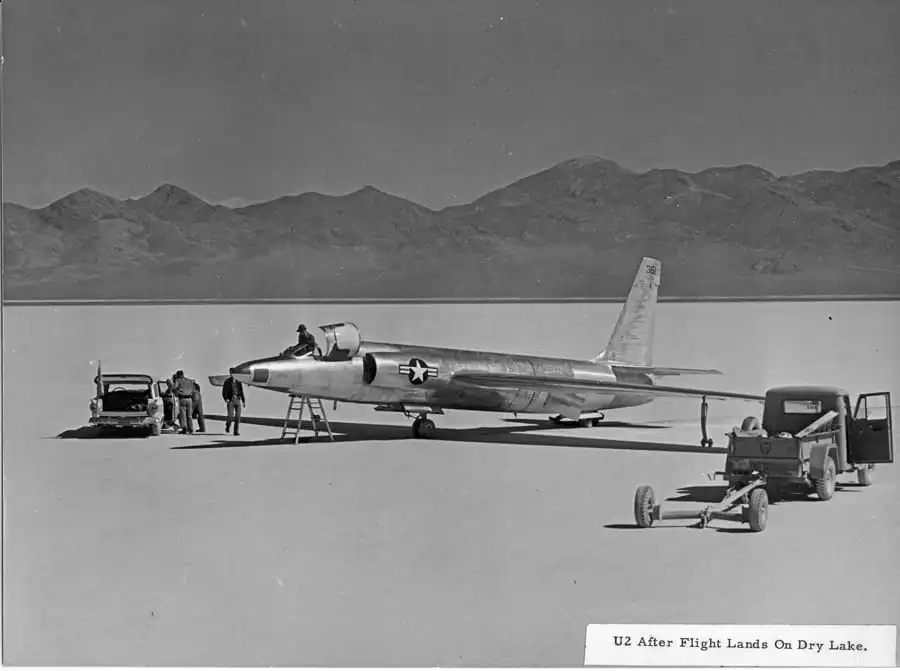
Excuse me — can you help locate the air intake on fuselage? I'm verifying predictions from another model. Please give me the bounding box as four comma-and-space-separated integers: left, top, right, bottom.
362, 353, 377, 384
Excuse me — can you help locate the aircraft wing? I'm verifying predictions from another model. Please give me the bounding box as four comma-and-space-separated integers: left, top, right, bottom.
610, 364, 723, 377
451, 372, 764, 403
208, 375, 229, 387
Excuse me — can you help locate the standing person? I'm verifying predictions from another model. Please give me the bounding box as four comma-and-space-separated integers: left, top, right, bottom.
172, 370, 195, 434
222, 374, 246, 436
188, 376, 207, 433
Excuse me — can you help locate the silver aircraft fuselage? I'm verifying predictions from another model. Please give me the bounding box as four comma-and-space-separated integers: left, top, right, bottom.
231, 339, 656, 417
219, 257, 757, 434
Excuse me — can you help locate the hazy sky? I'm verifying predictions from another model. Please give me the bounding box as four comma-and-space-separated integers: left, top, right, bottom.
4, 0, 899, 209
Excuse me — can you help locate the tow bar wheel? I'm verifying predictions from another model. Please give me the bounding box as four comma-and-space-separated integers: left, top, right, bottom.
633, 485, 656, 528
745, 487, 769, 532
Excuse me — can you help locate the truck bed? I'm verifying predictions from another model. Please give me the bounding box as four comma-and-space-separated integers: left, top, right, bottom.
732, 429, 837, 460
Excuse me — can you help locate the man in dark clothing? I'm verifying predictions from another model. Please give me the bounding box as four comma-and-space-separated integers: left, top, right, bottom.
222, 374, 246, 436
296, 323, 318, 355
172, 370, 194, 434
188, 377, 207, 433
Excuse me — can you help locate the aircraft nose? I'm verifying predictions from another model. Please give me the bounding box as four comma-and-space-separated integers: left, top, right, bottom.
229, 361, 252, 383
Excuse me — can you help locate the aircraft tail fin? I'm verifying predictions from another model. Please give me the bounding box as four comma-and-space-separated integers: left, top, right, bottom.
591, 257, 660, 367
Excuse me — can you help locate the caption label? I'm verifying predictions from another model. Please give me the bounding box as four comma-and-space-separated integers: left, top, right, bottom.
584, 624, 896, 667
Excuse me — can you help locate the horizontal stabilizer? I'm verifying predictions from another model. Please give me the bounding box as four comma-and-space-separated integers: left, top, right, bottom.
611, 365, 723, 377
452, 371, 764, 403
208, 375, 229, 387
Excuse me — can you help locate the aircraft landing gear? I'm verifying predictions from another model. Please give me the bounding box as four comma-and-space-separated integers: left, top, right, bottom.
700, 395, 713, 448
550, 413, 606, 427
579, 413, 606, 428
412, 414, 436, 439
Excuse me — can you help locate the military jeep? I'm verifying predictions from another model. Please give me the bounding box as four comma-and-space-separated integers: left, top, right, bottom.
725, 386, 894, 500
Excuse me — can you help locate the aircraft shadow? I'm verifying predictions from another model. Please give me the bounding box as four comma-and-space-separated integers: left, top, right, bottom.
178, 414, 728, 455
500, 418, 670, 430
172, 437, 292, 451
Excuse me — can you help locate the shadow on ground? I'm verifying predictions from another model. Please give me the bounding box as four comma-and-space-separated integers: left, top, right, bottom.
56, 426, 154, 440
169, 413, 727, 455
56, 426, 230, 441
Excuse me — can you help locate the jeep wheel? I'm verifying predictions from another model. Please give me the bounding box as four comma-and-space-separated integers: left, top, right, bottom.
746, 488, 768, 532
857, 465, 874, 486
633, 485, 656, 528
814, 457, 837, 501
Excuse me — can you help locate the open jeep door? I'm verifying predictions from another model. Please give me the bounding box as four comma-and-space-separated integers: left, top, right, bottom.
851, 392, 894, 464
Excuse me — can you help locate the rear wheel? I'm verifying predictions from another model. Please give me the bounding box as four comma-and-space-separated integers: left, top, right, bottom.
814, 456, 837, 501
633, 485, 656, 528
746, 488, 768, 532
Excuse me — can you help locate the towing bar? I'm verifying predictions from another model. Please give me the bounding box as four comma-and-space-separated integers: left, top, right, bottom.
633, 474, 769, 532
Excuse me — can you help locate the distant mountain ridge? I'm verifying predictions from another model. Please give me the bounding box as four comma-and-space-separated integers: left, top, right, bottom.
4, 156, 900, 300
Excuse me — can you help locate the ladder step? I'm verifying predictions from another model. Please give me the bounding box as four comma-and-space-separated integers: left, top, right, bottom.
280, 395, 334, 443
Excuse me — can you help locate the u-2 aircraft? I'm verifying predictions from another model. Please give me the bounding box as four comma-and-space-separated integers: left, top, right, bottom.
213, 257, 764, 442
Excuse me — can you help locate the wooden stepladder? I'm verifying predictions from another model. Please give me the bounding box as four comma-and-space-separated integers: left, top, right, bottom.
281, 394, 334, 443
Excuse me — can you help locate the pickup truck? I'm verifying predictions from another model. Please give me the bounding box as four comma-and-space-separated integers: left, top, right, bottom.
90, 372, 165, 436
724, 385, 894, 500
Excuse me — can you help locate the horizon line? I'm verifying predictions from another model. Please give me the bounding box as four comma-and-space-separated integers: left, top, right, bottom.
5, 154, 899, 212
5, 294, 900, 307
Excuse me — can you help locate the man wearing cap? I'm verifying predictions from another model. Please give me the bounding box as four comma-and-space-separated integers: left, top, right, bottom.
296, 323, 318, 356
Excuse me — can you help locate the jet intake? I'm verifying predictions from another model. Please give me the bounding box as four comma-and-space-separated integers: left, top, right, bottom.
363, 353, 378, 384
362, 352, 440, 388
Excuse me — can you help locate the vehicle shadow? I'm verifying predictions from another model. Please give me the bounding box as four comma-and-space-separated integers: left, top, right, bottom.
175, 414, 728, 455
56, 426, 153, 440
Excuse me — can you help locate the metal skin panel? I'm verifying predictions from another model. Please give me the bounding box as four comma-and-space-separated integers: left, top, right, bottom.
230, 338, 653, 417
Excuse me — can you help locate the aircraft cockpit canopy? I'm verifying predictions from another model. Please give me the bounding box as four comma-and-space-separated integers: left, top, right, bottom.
280, 322, 362, 361
319, 322, 362, 361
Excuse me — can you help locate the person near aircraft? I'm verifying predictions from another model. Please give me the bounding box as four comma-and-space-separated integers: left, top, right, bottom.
172, 370, 195, 434
188, 376, 207, 432
163, 376, 180, 430
222, 374, 246, 436
296, 323, 318, 355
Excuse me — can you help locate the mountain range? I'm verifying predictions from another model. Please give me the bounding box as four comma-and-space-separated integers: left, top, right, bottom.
4, 156, 900, 300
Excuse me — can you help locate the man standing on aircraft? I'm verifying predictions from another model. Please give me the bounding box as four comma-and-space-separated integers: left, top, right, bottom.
222, 374, 246, 436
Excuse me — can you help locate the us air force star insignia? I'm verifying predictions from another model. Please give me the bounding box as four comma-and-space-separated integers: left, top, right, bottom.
398, 358, 439, 385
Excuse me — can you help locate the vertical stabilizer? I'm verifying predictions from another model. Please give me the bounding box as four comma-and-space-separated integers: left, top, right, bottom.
592, 257, 661, 366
